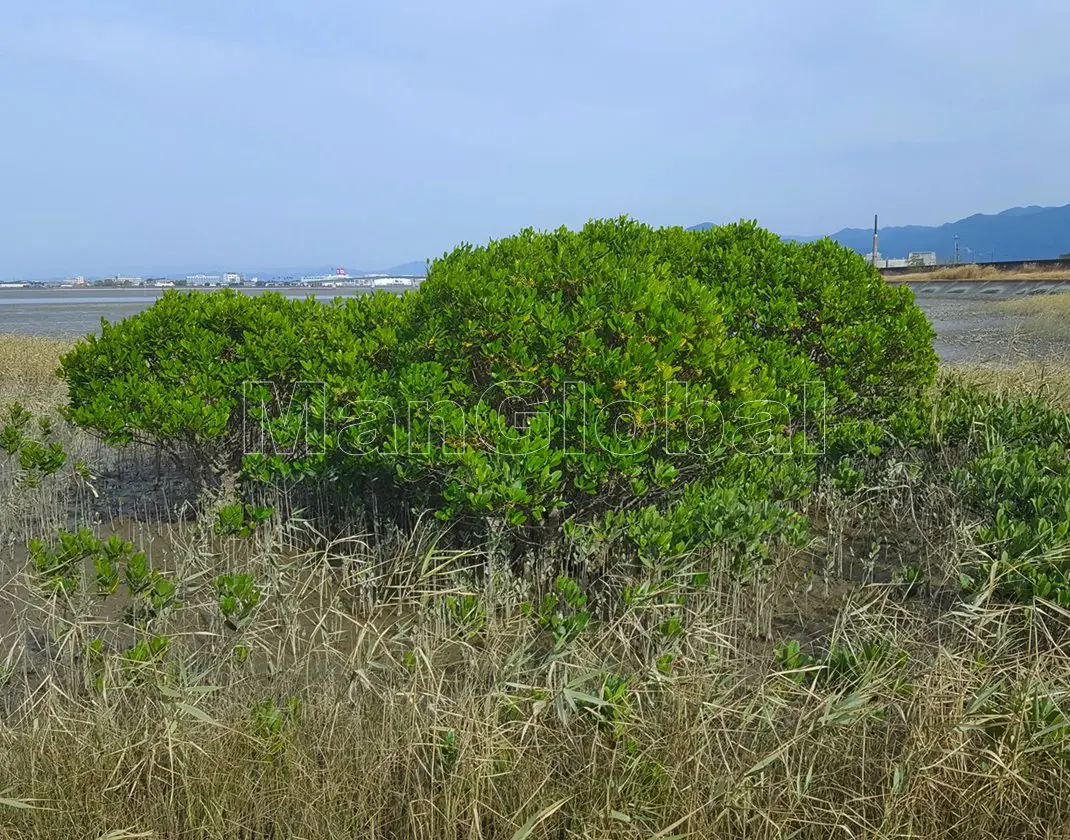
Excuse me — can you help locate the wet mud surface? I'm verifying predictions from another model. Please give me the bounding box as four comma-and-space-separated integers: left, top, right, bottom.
917, 296, 1070, 364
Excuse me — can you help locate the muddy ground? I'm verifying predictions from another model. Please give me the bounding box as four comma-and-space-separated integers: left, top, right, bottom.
918, 295, 1070, 364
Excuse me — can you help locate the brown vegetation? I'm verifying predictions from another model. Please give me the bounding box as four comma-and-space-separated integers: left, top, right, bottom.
944, 358, 1070, 408
1, 336, 1070, 838
888, 263, 1070, 282
0, 334, 72, 409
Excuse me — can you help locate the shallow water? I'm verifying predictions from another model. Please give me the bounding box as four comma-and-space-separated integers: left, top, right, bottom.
0, 287, 385, 338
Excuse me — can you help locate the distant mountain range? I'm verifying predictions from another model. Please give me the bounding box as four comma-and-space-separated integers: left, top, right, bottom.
688, 203, 1070, 262
221, 204, 1070, 277
379, 260, 431, 276
12, 205, 1070, 283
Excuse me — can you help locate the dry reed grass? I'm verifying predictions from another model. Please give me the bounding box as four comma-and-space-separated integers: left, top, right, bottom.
3, 500, 1070, 839
1, 336, 1070, 837
941, 359, 1070, 409
984, 293, 1070, 344
0, 334, 72, 410
890, 263, 1070, 282
996, 291, 1070, 317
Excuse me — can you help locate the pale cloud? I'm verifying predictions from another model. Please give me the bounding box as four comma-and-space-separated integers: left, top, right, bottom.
1, 0, 1069, 277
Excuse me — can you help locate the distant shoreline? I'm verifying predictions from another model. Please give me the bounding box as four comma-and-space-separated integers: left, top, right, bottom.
0, 282, 420, 293
0, 284, 419, 338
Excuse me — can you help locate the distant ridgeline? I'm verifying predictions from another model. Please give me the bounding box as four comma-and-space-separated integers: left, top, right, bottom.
689, 203, 1070, 264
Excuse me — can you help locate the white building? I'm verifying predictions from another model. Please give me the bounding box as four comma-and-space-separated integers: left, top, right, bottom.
908, 251, 938, 267
866, 252, 927, 269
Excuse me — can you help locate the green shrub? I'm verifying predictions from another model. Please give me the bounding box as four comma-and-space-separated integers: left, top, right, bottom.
27, 527, 100, 596
215, 573, 262, 631
775, 638, 906, 689
533, 574, 591, 650
355, 219, 932, 529
862, 375, 1070, 606
58, 219, 936, 565
1, 402, 79, 488
60, 289, 259, 458
251, 697, 301, 762
214, 502, 274, 538
26, 528, 179, 626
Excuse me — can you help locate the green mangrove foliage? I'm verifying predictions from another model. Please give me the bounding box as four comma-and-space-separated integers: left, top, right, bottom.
27, 526, 179, 626
59, 218, 937, 563
825, 376, 1070, 606
215, 572, 262, 631
1, 401, 89, 488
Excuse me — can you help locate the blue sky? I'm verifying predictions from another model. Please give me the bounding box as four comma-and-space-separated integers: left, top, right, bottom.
2, 1, 1068, 278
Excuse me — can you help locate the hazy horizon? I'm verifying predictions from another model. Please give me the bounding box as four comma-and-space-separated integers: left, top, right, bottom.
3, 1, 1069, 279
